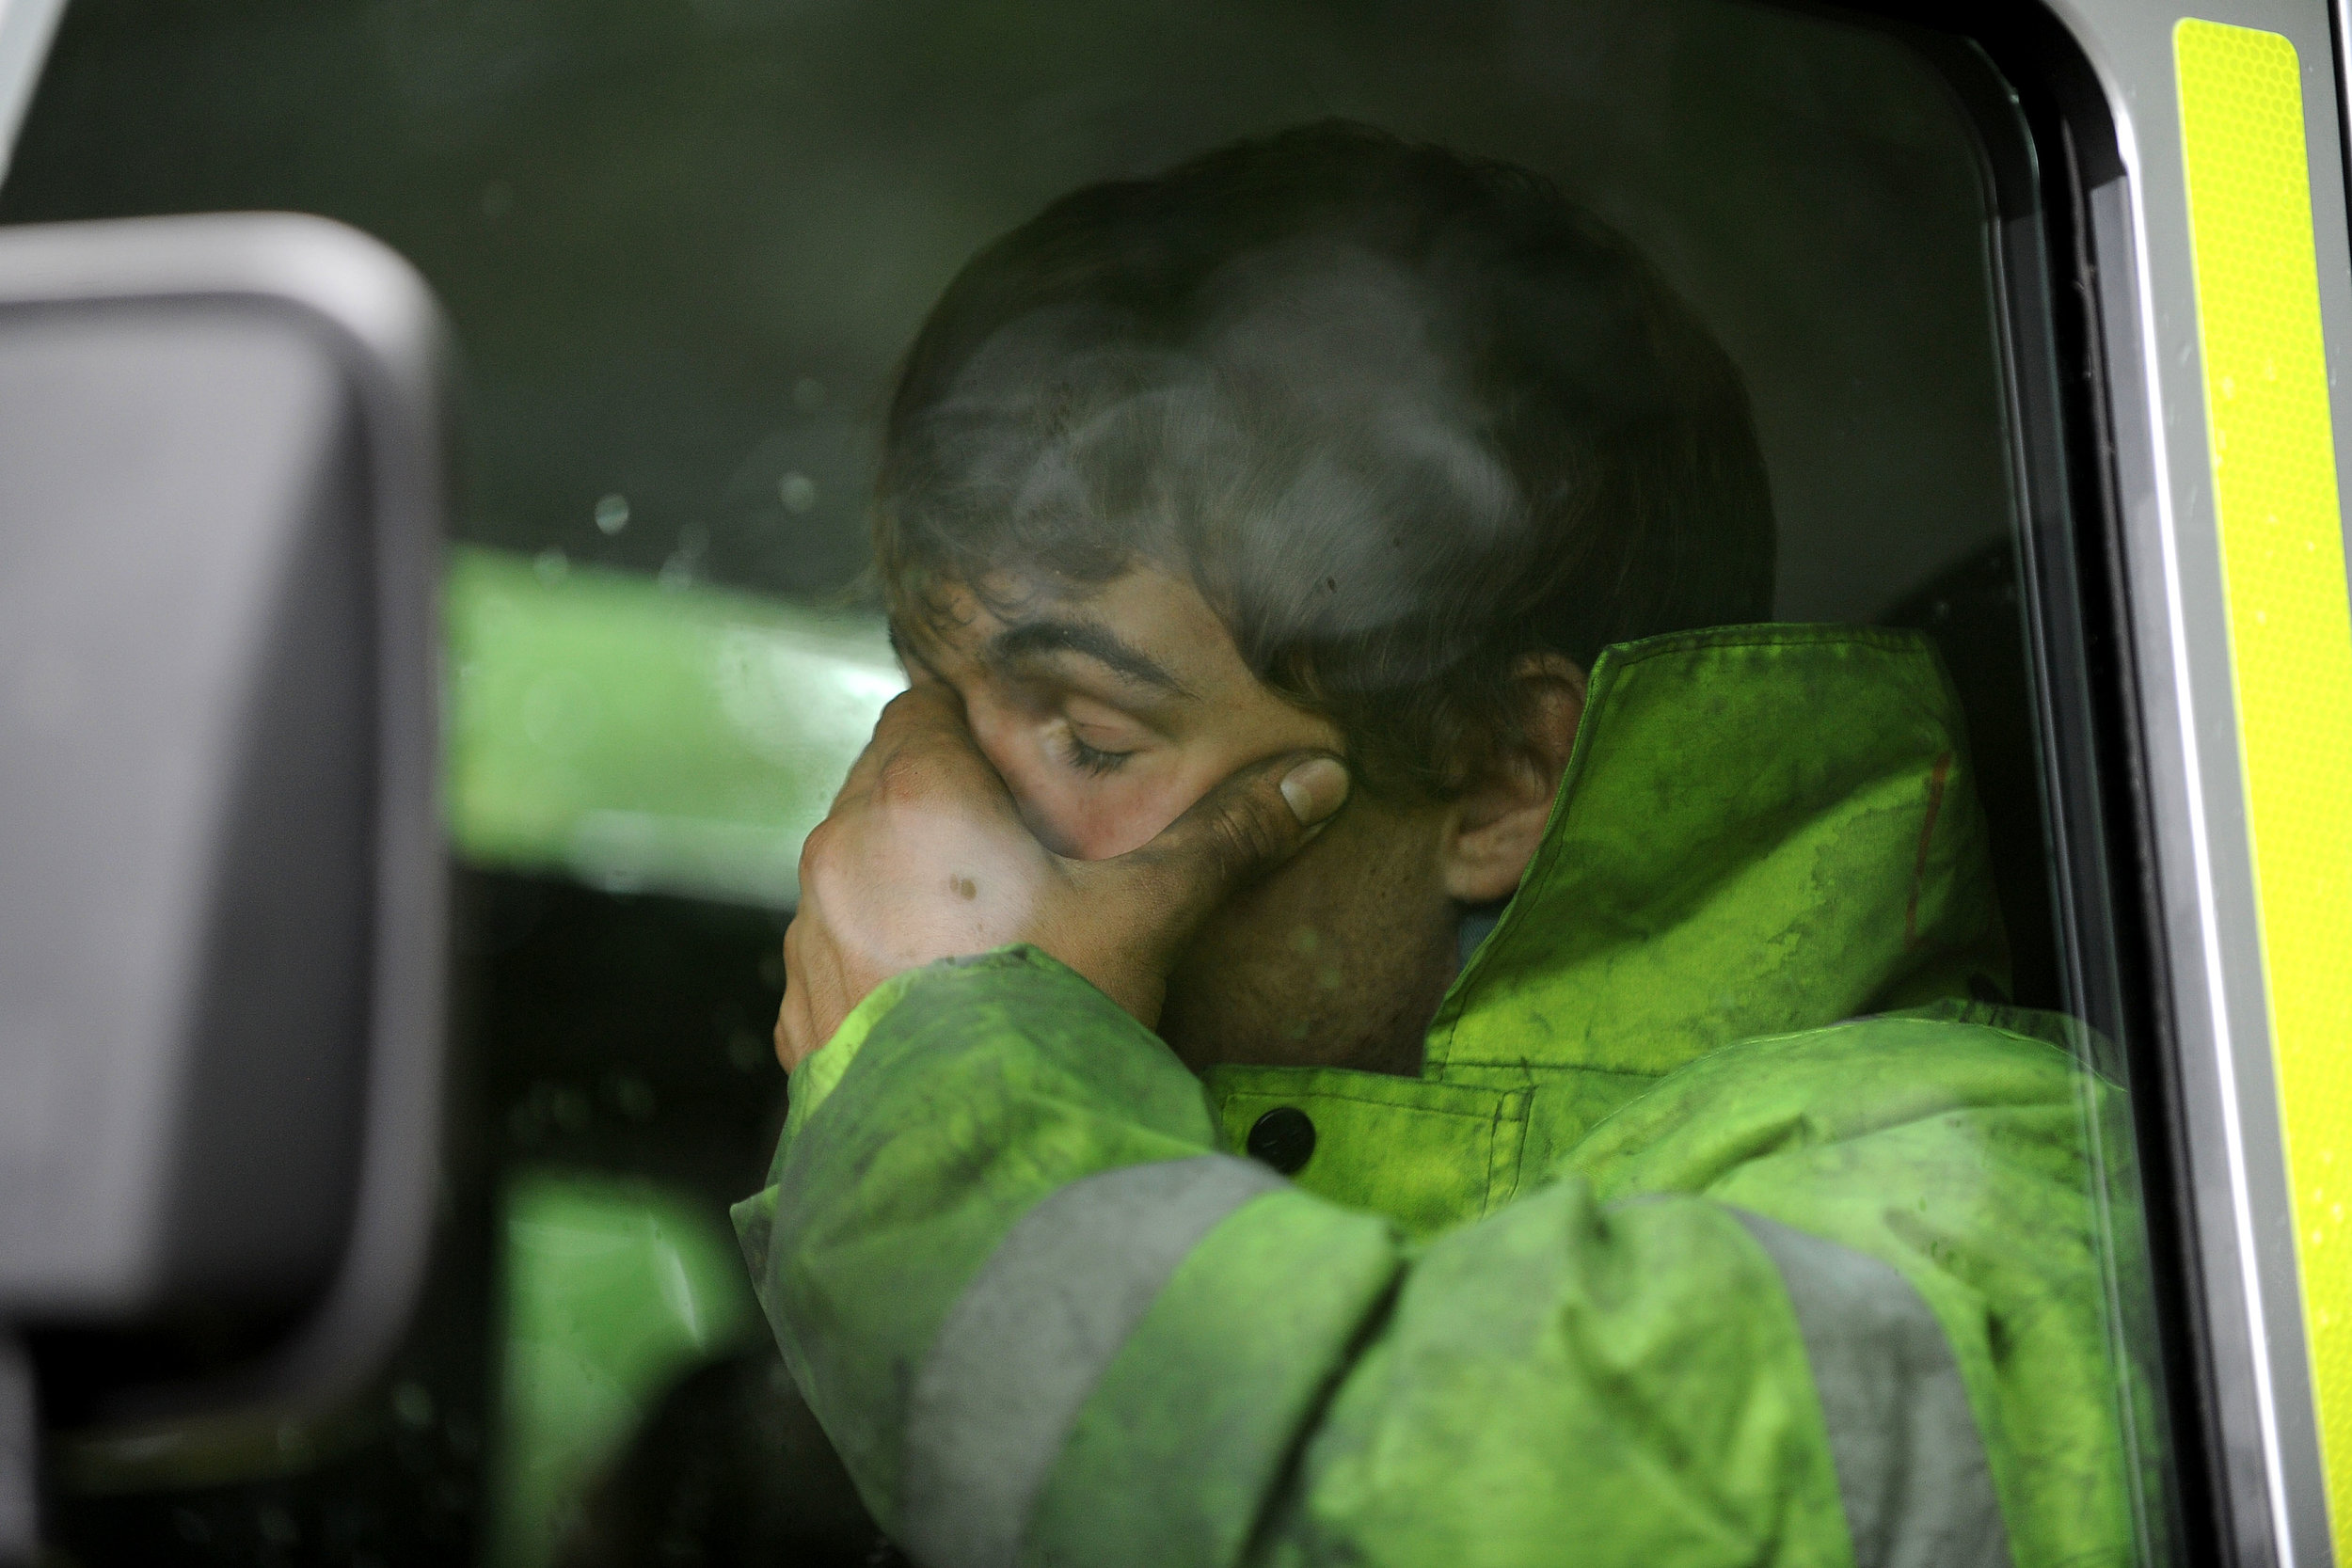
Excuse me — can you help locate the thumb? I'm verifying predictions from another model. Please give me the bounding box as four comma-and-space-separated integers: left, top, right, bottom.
1100, 751, 1350, 942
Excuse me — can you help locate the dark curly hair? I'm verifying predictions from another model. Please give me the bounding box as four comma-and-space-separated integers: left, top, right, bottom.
875, 120, 1776, 797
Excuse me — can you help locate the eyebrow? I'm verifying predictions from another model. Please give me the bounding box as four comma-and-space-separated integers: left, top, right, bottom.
984, 617, 1195, 698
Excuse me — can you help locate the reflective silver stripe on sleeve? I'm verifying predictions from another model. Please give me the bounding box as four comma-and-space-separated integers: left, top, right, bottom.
1733, 1211, 2014, 1568
898, 1154, 1284, 1568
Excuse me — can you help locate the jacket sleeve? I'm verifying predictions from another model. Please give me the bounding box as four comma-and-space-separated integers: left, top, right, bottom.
736, 947, 1880, 1568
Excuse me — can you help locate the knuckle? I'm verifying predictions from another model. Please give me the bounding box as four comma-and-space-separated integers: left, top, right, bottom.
870, 747, 938, 810
1209, 793, 1288, 876
875, 688, 930, 728
774, 1001, 808, 1070
1242, 785, 1298, 856
875, 684, 953, 741
799, 818, 835, 879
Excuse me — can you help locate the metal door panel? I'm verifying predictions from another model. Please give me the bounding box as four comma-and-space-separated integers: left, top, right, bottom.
2039, 2, 2352, 1562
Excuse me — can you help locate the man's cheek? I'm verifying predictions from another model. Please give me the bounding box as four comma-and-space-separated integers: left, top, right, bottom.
1051, 802, 1157, 861
996, 761, 1184, 861
979, 748, 1091, 857
1076, 774, 1213, 860
1003, 773, 1138, 860
1009, 786, 1086, 858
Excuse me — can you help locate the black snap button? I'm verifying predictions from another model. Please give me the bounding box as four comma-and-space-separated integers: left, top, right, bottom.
1246, 1106, 1316, 1175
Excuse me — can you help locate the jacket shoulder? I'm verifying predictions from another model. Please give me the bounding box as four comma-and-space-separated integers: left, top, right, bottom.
1559, 1007, 2100, 1204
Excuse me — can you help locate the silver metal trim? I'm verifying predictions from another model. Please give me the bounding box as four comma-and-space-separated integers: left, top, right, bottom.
0, 0, 65, 190
2035, 1, 2351, 1561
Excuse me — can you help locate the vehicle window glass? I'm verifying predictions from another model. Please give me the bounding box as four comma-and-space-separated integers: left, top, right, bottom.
3, 2, 2177, 1564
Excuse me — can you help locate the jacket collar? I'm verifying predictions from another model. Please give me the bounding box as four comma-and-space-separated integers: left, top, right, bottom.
1421, 624, 2006, 1085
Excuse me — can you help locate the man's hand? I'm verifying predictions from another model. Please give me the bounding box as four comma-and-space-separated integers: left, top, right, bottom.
774, 684, 1349, 1072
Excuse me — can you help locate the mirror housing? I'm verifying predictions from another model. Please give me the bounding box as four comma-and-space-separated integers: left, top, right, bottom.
0, 214, 447, 1436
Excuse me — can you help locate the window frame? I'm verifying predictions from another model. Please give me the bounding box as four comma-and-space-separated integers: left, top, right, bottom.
1844, 4, 2352, 1565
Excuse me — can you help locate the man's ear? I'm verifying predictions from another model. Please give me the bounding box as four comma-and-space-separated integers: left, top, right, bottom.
1439, 654, 1587, 904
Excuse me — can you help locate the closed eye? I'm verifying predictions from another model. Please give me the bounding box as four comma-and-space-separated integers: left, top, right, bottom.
1061, 731, 1135, 776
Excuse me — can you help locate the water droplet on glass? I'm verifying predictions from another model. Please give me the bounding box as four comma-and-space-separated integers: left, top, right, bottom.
660, 523, 708, 589
533, 548, 569, 585
779, 471, 818, 513
594, 493, 631, 535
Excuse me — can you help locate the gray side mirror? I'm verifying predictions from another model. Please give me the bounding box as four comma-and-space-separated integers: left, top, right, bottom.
0, 214, 447, 1555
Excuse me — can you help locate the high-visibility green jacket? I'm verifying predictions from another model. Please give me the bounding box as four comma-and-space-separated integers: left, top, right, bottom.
735, 625, 2147, 1568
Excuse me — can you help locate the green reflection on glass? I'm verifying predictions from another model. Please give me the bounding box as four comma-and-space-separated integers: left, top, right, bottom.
490, 1169, 764, 1568
446, 546, 902, 908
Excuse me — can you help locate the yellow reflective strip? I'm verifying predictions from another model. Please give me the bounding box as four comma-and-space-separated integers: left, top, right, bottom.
2179, 19, 2352, 1550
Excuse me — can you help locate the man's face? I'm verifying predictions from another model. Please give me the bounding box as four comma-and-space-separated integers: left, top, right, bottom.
894, 566, 1466, 1077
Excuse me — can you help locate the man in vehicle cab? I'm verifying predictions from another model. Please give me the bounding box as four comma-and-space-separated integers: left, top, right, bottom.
736, 122, 2138, 1566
